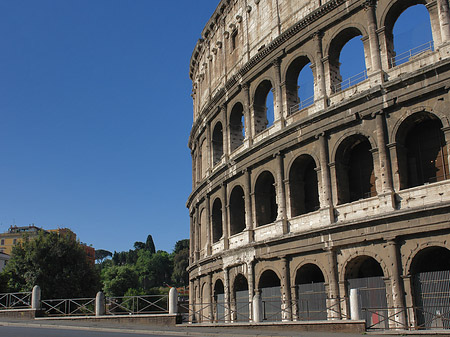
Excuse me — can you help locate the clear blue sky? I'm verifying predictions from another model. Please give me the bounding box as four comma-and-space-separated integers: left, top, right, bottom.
0, 1, 431, 254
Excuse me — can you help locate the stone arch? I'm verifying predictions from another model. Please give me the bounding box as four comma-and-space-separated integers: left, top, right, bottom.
257, 268, 282, 321
254, 170, 278, 226
233, 273, 250, 321
333, 133, 377, 204
325, 24, 368, 92
339, 249, 390, 283
229, 101, 245, 152
292, 259, 329, 286
211, 197, 223, 243
283, 54, 315, 114
288, 154, 320, 216
198, 208, 208, 255
252, 78, 274, 133
404, 241, 450, 275
212, 121, 224, 165
229, 185, 246, 235
213, 278, 225, 322
394, 110, 449, 189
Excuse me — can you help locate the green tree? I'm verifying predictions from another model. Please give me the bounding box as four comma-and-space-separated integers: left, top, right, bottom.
101, 264, 139, 297
1, 232, 100, 299
95, 249, 112, 264
135, 250, 172, 290
171, 239, 189, 286
145, 235, 156, 254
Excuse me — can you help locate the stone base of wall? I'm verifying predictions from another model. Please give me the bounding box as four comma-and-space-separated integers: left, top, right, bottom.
35, 313, 180, 326
0, 309, 42, 319
181, 320, 366, 333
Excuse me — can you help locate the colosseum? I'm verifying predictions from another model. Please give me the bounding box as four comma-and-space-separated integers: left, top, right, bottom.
186, 0, 450, 330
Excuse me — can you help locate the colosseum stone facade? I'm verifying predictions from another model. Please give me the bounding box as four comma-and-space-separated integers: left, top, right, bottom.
186, 0, 450, 330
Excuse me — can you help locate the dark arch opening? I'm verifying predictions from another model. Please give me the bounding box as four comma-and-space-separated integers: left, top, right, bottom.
289, 155, 320, 217
253, 80, 273, 134
410, 247, 450, 329
397, 115, 448, 189
336, 135, 376, 204
259, 270, 281, 321
214, 279, 225, 322
212, 122, 223, 165
211, 198, 223, 243
234, 274, 249, 321
328, 27, 365, 92
229, 103, 245, 152
285, 56, 314, 114
229, 186, 246, 236
255, 171, 278, 227
295, 264, 326, 321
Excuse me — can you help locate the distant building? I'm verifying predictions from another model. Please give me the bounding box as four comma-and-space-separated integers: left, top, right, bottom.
0, 252, 10, 272
0, 225, 94, 264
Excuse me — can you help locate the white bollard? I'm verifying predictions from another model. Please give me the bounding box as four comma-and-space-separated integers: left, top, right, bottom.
169, 287, 178, 315
349, 288, 361, 320
252, 292, 263, 323
95, 291, 105, 316
31, 285, 41, 310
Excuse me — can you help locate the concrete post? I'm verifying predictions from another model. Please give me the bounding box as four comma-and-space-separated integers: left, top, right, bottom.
349, 288, 361, 320
252, 291, 263, 323
31, 285, 41, 310
169, 287, 178, 315
95, 291, 105, 316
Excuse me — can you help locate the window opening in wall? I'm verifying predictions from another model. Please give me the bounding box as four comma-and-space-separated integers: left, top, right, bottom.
230, 103, 245, 152
259, 270, 282, 322
212, 122, 224, 165
255, 171, 277, 226
229, 186, 246, 235
233, 274, 249, 322
214, 280, 225, 322
405, 119, 448, 188
391, 5, 433, 67
254, 80, 274, 134
330, 30, 366, 93
286, 57, 314, 115
212, 198, 223, 243
231, 29, 238, 51
295, 264, 327, 321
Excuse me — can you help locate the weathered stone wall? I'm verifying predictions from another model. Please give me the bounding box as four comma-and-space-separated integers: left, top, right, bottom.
187, 0, 450, 327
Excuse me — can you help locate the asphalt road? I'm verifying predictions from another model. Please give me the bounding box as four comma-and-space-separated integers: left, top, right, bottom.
0, 326, 176, 337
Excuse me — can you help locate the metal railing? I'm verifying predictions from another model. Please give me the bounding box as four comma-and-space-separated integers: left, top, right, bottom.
0, 291, 32, 310
289, 95, 314, 115
390, 41, 434, 68
41, 297, 96, 316
106, 295, 168, 315
333, 70, 368, 93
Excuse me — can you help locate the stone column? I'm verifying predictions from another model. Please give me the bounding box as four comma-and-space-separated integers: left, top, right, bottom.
438, 0, 450, 44
206, 194, 212, 255
243, 169, 254, 242
208, 273, 214, 322
386, 239, 407, 329
402, 275, 415, 328
189, 212, 195, 264
291, 285, 299, 321
206, 120, 212, 176
281, 256, 292, 321
247, 261, 255, 321
189, 279, 195, 323
223, 267, 231, 322
195, 204, 200, 261
428, 1, 443, 46
318, 134, 334, 224
387, 143, 401, 191
252, 290, 263, 323
272, 58, 284, 122
326, 248, 341, 319
242, 83, 253, 145
275, 153, 288, 234
364, 0, 382, 73
313, 31, 327, 109
221, 183, 229, 249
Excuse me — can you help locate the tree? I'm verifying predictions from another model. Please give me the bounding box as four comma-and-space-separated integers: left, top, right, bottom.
101, 265, 139, 297
95, 249, 112, 264
1, 232, 101, 299
171, 239, 189, 286
145, 235, 156, 254
133, 241, 145, 250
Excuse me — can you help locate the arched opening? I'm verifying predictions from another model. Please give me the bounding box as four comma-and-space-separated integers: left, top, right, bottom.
396, 114, 448, 189
410, 247, 450, 329
255, 171, 278, 227
336, 135, 376, 204
234, 274, 249, 322
200, 139, 209, 178
259, 270, 282, 321
212, 122, 224, 165
199, 209, 208, 257
201, 282, 210, 322
285, 56, 314, 115
386, 3, 433, 68
229, 185, 246, 236
345, 256, 387, 329
328, 27, 366, 92
229, 103, 245, 152
295, 264, 326, 320
211, 198, 223, 243
253, 80, 274, 134
213, 279, 225, 322
289, 155, 320, 217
